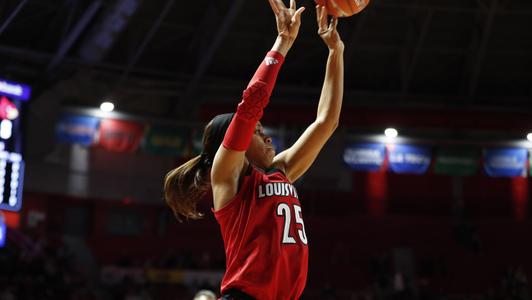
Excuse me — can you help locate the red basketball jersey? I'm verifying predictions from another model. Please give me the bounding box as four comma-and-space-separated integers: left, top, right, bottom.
214, 166, 309, 300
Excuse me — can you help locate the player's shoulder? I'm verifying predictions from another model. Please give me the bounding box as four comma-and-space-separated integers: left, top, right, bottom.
252, 165, 286, 176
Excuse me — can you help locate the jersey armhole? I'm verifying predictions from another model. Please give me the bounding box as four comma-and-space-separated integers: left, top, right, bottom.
213, 166, 255, 217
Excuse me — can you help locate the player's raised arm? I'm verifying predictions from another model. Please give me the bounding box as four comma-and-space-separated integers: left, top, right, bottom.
273, 4, 344, 182
211, 0, 305, 211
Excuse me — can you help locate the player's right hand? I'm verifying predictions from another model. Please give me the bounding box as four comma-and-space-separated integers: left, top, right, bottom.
268, 0, 305, 44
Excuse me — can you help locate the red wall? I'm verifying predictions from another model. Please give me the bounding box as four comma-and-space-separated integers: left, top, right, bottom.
19, 178, 532, 294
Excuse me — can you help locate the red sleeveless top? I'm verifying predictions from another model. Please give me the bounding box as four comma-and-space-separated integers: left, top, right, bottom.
214, 167, 309, 300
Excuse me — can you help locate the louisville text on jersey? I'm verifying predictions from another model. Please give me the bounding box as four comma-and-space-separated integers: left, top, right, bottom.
257, 182, 299, 199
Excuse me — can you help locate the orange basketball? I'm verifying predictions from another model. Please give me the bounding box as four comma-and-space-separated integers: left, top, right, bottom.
316, 0, 370, 17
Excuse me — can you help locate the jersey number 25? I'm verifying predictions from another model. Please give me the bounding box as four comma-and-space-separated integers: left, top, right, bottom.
276, 203, 308, 245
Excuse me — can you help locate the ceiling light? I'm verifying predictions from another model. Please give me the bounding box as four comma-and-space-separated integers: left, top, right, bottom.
100, 101, 115, 112
384, 128, 398, 138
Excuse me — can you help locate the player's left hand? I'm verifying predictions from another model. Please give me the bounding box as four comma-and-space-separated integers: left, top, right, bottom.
316, 5, 344, 51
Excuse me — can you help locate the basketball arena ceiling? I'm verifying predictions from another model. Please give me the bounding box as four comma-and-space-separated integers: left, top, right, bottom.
1, 0, 531, 117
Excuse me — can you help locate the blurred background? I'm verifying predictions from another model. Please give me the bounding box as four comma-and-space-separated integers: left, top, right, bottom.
1, 0, 532, 299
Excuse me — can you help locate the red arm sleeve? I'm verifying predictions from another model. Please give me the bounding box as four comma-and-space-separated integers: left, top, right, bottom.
222, 51, 285, 151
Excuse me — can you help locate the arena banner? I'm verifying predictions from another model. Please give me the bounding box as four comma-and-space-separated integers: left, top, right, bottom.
388, 144, 431, 174
55, 114, 100, 146
1, 210, 20, 229
434, 148, 479, 176
343, 143, 386, 171
99, 119, 145, 153
143, 126, 190, 156
484, 148, 528, 177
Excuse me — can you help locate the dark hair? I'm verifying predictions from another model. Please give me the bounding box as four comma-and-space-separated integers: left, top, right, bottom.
163, 114, 234, 221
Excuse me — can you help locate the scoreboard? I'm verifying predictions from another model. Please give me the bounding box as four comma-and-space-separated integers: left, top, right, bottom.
0, 78, 30, 212
0, 143, 24, 211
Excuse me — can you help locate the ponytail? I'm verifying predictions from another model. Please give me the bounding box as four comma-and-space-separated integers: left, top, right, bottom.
164, 114, 233, 221
164, 154, 210, 221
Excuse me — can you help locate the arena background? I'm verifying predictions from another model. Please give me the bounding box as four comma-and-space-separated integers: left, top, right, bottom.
1, 0, 532, 299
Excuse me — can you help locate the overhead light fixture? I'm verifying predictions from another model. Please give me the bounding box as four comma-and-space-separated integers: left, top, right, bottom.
384, 128, 398, 138
100, 101, 115, 112
527, 133, 532, 142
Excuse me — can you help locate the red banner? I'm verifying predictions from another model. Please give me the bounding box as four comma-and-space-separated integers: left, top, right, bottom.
0, 210, 20, 229
99, 119, 145, 153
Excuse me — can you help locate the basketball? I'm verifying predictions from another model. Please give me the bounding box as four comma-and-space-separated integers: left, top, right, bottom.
315, 0, 370, 17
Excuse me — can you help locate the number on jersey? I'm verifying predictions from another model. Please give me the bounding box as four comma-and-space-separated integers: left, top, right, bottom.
276, 203, 308, 245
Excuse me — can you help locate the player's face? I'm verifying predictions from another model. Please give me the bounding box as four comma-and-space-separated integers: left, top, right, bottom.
246, 122, 275, 169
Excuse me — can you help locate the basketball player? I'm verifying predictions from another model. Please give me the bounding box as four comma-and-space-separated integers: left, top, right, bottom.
164, 1, 344, 299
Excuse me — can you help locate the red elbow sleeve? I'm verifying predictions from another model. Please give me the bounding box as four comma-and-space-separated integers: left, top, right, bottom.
222, 51, 284, 151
